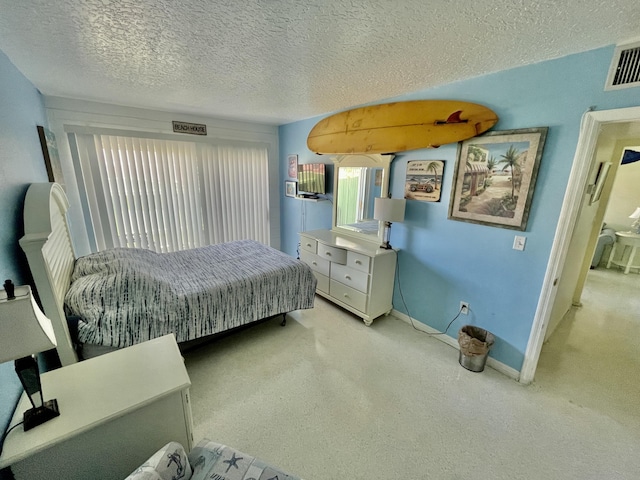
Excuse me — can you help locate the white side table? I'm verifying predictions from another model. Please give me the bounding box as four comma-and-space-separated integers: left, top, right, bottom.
606, 231, 640, 274
0, 334, 193, 480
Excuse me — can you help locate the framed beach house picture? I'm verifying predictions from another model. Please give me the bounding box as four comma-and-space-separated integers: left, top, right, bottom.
448, 127, 548, 231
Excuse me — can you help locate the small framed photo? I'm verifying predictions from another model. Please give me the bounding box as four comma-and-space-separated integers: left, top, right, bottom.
288, 154, 298, 179
37, 125, 65, 188
449, 127, 548, 231
404, 160, 445, 202
589, 161, 611, 205
285, 180, 297, 198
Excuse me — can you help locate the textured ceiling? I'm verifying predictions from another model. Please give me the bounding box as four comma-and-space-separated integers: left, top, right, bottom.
0, 1, 639, 125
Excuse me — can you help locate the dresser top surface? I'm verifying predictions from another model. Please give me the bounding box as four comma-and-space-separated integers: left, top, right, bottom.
301, 229, 395, 256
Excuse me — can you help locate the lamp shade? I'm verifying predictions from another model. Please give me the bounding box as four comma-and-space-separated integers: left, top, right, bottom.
0, 285, 57, 363
629, 207, 640, 219
374, 197, 406, 223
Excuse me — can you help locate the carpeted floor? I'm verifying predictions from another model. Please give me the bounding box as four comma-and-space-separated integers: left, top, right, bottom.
183, 268, 640, 479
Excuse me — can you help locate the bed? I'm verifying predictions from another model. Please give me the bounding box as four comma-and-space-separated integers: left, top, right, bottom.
19, 183, 317, 365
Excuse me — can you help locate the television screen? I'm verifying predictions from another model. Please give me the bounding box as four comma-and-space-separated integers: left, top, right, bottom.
297, 163, 326, 194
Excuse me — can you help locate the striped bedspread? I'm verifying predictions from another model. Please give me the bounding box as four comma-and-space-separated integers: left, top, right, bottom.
65, 240, 317, 348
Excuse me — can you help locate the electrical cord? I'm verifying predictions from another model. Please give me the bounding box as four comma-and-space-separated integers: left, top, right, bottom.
0, 421, 24, 458
394, 251, 464, 336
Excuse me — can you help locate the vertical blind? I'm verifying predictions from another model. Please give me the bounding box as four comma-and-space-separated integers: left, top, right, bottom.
74, 133, 269, 252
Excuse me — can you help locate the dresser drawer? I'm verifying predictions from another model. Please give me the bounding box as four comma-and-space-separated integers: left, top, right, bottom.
300, 250, 330, 277
300, 236, 317, 254
317, 243, 347, 264
330, 280, 367, 313
330, 263, 369, 293
347, 251, 371, 273
314, 272, 330, 294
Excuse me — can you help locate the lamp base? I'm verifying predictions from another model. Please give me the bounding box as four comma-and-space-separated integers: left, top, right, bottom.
379, 221, 393, 250
23, 399, 60, 431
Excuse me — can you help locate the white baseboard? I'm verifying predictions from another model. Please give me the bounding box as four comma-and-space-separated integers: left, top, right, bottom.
391, 309, 521, 382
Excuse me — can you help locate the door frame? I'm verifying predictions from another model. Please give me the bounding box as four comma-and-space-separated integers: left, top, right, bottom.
520, 106, 640, 385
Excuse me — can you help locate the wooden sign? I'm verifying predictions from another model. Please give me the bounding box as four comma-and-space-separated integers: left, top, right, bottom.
172, 121, 207, 136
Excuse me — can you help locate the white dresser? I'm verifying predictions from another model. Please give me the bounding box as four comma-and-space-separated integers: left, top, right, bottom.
299, 229, 397, 325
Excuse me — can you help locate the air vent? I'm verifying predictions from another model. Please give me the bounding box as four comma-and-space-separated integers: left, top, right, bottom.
605, 40, 640, 90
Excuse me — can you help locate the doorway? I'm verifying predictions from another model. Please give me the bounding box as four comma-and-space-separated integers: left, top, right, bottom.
520, 106, 640, 385
546, 121, 640, 340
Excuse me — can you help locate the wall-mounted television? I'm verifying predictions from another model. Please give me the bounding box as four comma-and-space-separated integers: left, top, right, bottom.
297, 163, 326, 197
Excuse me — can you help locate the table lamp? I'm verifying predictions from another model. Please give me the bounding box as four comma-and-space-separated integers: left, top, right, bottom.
373, 197, 406, 249
629, 207, 640, 233
0, 280, 59, 431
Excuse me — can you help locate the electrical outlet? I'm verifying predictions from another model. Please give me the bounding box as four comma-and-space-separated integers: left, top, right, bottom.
460, 301, 469, 315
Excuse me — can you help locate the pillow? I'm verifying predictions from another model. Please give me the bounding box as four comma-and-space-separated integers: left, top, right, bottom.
188, 439, 301, 480
125, 442, 192, 480
123, 469, 163, 480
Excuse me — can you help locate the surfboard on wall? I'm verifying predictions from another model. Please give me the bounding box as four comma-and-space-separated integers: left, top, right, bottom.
307, 100, 498, 155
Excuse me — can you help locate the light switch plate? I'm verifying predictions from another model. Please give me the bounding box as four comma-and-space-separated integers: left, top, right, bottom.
513, 235, 526, 251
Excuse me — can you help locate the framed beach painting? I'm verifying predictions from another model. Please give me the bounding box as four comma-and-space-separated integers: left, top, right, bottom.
448, 127, 548, 231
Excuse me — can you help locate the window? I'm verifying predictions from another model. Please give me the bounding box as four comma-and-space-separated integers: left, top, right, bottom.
72, 132, 269, 252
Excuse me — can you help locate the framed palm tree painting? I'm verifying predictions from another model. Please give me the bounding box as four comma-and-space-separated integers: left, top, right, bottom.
448, 127, 548, 230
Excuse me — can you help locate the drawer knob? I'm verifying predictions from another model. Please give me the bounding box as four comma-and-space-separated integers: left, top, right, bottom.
355, 260, 362, 265
343, 294, 350, 299
312, 261, 317, 266
306, 243, 312, 247
325, 252, 331, 256
345, 275, 351, 280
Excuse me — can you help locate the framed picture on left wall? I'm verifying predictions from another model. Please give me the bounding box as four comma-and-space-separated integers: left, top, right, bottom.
288, 154, 298, 179
285, 180, 297, 197
37, 125, 65, 188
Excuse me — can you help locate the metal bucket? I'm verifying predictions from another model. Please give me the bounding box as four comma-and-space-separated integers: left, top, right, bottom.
458, 326, 495, 373
458, 350, 490, 372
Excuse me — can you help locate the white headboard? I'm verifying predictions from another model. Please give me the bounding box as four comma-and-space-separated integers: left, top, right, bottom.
19, 183, 78, 366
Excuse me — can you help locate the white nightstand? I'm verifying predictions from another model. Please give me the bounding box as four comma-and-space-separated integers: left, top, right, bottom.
0, 334, 193, 480
606, 231, 640, 274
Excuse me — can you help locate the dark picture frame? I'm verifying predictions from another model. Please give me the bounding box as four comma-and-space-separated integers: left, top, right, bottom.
448, 127, 548, 230
589, 161, 611, 205
37, 125, 65, 188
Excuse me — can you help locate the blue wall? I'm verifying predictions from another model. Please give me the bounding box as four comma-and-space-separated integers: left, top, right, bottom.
0, 50, 49, 285
0, 50, 48, 467
279, 46, 640, 372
